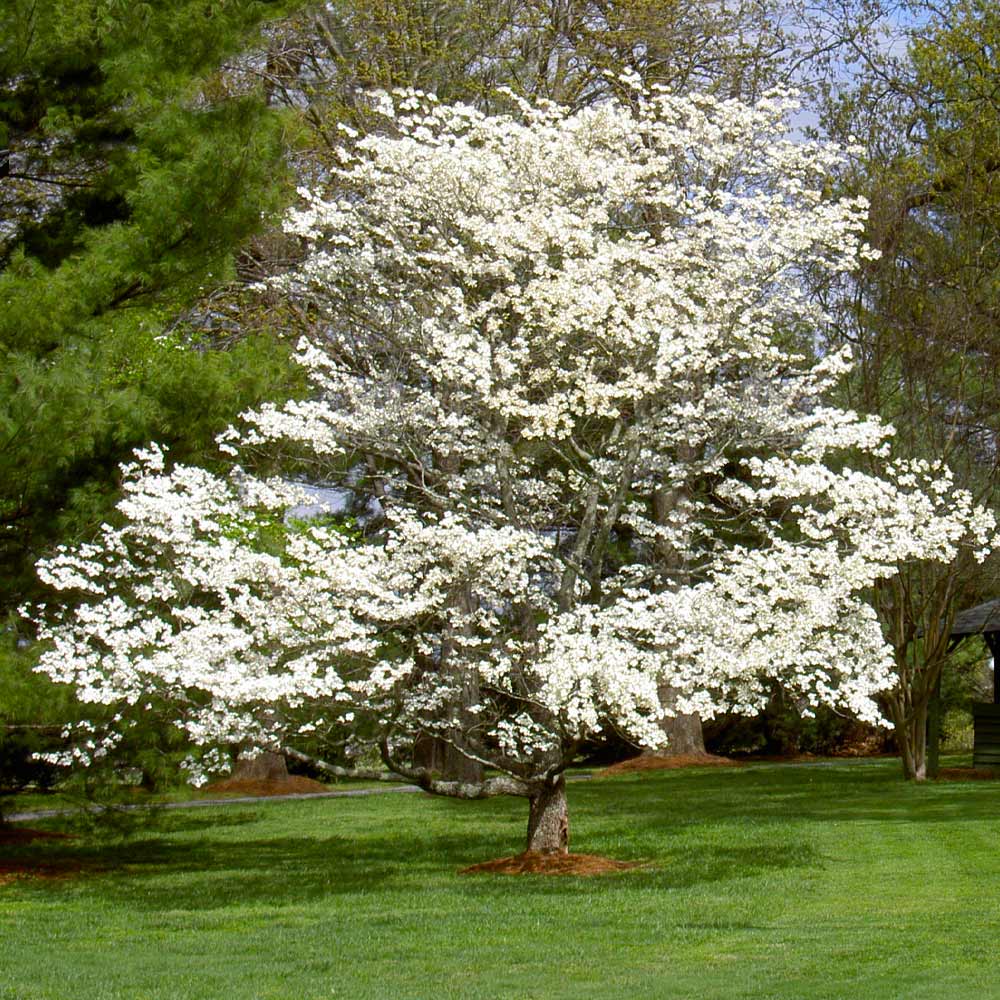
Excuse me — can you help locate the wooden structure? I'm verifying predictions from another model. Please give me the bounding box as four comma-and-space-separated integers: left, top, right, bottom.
930, 599, 1000, 774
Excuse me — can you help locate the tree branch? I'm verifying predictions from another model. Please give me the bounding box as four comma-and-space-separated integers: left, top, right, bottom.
378, 738, 531, 798
283, 746, 407, 782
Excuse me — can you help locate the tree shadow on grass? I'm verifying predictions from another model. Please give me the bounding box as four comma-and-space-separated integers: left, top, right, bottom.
4, 782, 823, 903
5, 760, 998, 907
3, 830, 391, 905
4, 797, 522, 906
2, 824, 820, 906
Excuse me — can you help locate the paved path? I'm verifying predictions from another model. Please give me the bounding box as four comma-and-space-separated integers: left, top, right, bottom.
5, 783, 424, 824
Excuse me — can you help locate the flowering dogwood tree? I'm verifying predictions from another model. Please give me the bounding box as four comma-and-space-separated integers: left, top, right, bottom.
32, 84, 995, 854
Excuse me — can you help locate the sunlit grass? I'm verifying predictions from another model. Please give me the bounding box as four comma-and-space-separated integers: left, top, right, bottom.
3, 758, 999, 999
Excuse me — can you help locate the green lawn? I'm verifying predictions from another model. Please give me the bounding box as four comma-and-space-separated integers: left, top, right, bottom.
2, 759, 999, 1000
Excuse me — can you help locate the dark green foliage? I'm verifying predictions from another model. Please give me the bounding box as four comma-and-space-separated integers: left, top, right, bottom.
2, 316, 303, 604
0, 619, 76, 815
0, 0, 312, 795
705, 695, 890, 759
0, 0, 309, 612
0, 610, 202, 819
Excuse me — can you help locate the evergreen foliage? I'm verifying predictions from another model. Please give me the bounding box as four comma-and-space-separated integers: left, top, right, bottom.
0, 0, 307, 611
0, 618, 75, 817
0, 1, 310, 800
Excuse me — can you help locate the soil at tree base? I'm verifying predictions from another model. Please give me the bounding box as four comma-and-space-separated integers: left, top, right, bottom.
0, 826, 74, 845
598, 752, 741, 777
199, 776, 330, 797
0, 859, 104, 886
0, 828, 94, 886
936, 767, 1000, 781
459, 851, 645, 876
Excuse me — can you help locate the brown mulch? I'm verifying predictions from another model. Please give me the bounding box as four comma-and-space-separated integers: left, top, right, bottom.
0, 858, 104, 886
0, 826, 76, 844
460, 851, 645, 876
0, 827, 94, 887
198, 775, 331, 797
598, 752, 742, 777
0, 826, 75, 845
936, 767, 1000, 781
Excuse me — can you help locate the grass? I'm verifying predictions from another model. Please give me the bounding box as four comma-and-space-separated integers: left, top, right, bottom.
2, 758, 1000, 999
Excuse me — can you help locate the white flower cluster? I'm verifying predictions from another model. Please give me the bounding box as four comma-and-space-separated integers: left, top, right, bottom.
30, 88, 996, 784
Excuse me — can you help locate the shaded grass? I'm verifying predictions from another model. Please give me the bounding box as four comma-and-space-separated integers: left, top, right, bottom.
3, 759, 1000, 999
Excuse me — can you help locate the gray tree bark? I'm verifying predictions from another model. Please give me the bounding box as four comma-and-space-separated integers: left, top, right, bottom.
526, 775, 569, 854
891, 702, 929, 781
649, 448, 708, 756
652, 683, 707, 755
413, 734, 483, 783
231, 750, 289, 782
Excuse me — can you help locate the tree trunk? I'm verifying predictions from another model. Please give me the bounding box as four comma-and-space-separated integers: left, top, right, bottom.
410, 585, 484, 785
892, 702, 928, 782
902, 716, 928, 782
649, 452, 708, 757
231, 750, 288, 782
526, 775, 569, 854
413, 734, 483, 783
652, 683, 706, 755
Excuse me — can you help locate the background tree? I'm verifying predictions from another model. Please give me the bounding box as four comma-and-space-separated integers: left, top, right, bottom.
0, 621, 76, 823
0, 0, 315, 799
818, 0, 1000, 778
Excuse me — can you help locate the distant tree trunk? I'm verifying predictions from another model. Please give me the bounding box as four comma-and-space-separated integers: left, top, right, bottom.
874, 574, 959, 783
526, 775, 569, 854
649, 451, 708, 758
649, 683, 707, 756
231, 750, 289, 782
891, 702, 929, 782
411, 584, 484, 784
413, 734, 482, 783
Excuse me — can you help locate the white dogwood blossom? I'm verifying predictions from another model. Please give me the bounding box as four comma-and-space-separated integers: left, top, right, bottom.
31, 86, 995, 850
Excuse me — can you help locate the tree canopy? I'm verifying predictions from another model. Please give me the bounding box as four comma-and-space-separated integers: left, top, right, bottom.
32, 87, 995, 851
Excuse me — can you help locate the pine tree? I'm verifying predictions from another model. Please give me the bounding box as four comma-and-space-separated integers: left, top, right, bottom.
0, 0, 307, 611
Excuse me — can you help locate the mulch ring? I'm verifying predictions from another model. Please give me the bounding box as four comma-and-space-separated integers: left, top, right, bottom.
460, 851, 646, 876
0, 826, 74, 845
0, 859, 105, 887
599, 752, 741, 777
0, 828, 100, 887
198, 775, 331, 797
936, 767, 1000, 781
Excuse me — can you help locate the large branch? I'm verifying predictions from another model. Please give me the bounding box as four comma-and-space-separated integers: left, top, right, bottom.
557, 420, 624, 611
904, 156, 1000, 213
283, 746, 408, 782
379, 738, 531, 798
418, 775, 531, 799
588, 433, 641, 596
